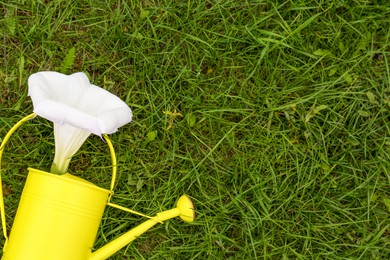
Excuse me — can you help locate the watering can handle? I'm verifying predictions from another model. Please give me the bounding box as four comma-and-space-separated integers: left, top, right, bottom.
0, 113, 35, 243
0, 113, 118, 244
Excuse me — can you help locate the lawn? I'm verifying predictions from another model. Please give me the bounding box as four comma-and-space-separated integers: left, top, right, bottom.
0, 1, 389, 259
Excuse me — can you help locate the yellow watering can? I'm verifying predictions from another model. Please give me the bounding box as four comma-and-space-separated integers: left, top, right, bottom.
0, 114, 195, 260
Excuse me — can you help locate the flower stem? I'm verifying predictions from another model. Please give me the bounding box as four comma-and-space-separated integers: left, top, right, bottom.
50, 161, 68, 175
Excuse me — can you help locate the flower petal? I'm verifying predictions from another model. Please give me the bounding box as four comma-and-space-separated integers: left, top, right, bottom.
28, 71, 132, 135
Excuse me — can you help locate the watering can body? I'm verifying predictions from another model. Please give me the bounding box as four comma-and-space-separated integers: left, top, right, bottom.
0, 114, 195, 260
2, 168, 110, 260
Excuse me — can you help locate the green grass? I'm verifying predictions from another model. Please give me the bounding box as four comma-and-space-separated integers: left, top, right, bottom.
1, 0, 390, 259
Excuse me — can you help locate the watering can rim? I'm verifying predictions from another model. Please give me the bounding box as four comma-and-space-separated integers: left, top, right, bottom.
27, 167, 113, 194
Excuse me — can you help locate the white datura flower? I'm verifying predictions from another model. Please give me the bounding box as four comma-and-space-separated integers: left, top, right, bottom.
28, 71, 132, 174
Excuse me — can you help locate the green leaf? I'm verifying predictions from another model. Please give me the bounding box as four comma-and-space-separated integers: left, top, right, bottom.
356, 32, 372, 52
370, 194, 378, 203
5, 7, 16, 35
140, 10, 150, 19
186, 113, 196, 127
372, 224, 390, 242
127, 174, 137, 186
131, 32, 144, 39
366, 91, 378, 105
313, 105, 328, 114
305, 105, 328, 122
305, 113, 314, 122
382, 197, 390, 213
343, 73, 353, 84
358, 110, 371, 117
313, 49, 331, 56
136, 179, 144, 191
328, 67, 337, 76
60, 47, 76, 74
146, 130, 157, 142
338, 41, 345, 52
18, 55, 24, 88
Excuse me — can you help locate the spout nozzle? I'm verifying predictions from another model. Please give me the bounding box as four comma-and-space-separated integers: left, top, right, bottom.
176, 195, 195, 223
90, 195, 195, 260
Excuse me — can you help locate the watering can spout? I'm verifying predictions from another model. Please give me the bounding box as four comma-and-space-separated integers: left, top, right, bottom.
90, 195, 195, 260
